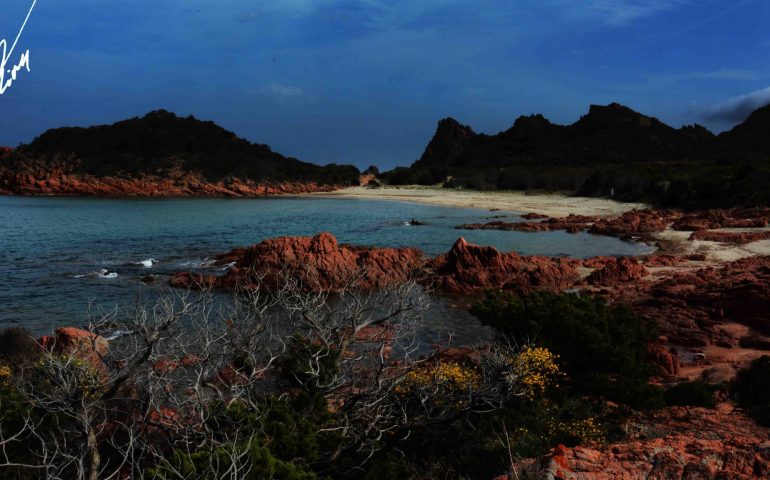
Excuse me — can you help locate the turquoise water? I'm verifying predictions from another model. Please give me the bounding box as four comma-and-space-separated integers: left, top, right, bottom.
0, 196, 651, 334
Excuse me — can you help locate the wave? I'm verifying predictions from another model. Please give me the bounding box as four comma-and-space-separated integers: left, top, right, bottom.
74, 268, 118, 279
102, 329, 131, 341
136, 258, 157, 268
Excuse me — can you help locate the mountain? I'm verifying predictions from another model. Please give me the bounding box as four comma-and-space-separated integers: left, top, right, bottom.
411, 103, 721, 171
383, 103, 770, 208
719, 104, 770, 157
0, 110, 360, 196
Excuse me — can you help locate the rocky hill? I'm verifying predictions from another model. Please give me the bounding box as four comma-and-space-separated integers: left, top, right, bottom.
0, 110, 360, 196
383, 103, 770, 208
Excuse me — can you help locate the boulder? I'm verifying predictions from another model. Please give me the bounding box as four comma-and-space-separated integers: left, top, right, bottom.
39, 327, 109, 370
426, 237, 580, 295
646, 344, 680, 376
171, 232, 424, 292
586, 257, 649, 287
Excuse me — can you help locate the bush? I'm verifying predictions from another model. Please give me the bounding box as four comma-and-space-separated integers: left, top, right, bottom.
471, 291, 663, 409
664, 380, 719, 408
731, 355, 770, 426
0, 327, 41, 366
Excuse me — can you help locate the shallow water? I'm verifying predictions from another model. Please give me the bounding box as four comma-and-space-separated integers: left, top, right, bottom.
0, 196, 652, 334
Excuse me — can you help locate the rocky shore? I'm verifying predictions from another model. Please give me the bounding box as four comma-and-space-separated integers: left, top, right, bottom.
162, 226, 770, 479
167, 227, 770, 362
0, 170, 340, 197
24, 200, 770, 479
508, 406, 770, 480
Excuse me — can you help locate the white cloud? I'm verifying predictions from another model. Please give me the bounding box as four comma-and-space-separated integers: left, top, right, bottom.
545, 0, 699, 26
263, 83, 304, 98
702, 86, 770, 124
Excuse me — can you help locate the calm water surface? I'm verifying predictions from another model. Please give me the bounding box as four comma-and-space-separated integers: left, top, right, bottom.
0, 196, 652, 335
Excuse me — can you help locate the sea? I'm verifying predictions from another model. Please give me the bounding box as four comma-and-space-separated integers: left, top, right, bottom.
0, 195, 653, 338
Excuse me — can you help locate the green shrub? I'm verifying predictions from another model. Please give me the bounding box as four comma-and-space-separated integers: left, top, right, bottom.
279, 335, 340, 392
664, 380, 719, 408
471, 291, 663, 409
0, 327, 42, 366
148, 437, 316, 480
731, 355, 770, 426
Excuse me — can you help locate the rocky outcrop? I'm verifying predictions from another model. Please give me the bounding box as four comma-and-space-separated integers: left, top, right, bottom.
585, 257, 649, 287
457, 209, 678, 239
642, 253, 687, 267
589, 209, 676, 238
672, 208, 770, 231
457, 214, 596, 234
171, 235, 582, 296
690, 229, 770, 245
426, 237, 580, 295
38, 327, 109, 370
612, 256, 770, 347
520, 212, 549, 220
171, 232, 424, 292
646, 343, 680, 377
509, 406, 770, 480
0, 171, 340, 197
411, 118, 475, 170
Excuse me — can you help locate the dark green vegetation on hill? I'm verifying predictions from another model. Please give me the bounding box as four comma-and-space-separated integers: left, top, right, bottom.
1, 110, 360, 186
382, 103, 770, 208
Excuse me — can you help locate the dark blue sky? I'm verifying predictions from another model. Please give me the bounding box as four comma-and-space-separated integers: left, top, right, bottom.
1, 0, 769, 169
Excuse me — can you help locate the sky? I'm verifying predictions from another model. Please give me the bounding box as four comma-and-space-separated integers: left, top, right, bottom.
0, 0, 769, 170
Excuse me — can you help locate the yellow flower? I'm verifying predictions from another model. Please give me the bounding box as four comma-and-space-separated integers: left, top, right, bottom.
0, 363, 11, 384
509, 346, 561, 398
395, 362, 481, 397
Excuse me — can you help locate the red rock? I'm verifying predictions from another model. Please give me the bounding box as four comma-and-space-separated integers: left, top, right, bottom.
647, 343, 680, 376
520, 212, 549, 219
457, 214, 597, 234
459, 209, 681, 240
358, 173, 377, 186
611, 256, 770, 346
586, 257, 649, 287
154, 358, 180, 374
673, 208, 770, 231
171, 232, 424, 292
509, 406, 770, 480
0, 164, 341, 197
582, 256, 614, 269
169, 272, 218, 289
39, 327, 109, 370
643, 254, 685, 267
689, 230, 770, 245
426, 237, 580, 295
589, 209, 678, 238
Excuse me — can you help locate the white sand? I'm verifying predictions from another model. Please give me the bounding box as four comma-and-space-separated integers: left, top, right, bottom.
653, 228, 770, 263
310, 186, 647, 218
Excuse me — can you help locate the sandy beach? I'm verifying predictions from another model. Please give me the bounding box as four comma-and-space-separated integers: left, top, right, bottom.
310, 186, 648, 218
313, 186, 770, 265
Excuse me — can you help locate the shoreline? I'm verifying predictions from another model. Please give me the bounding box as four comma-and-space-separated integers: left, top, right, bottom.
312, 186, 770, 266
308, 185, 648, 218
